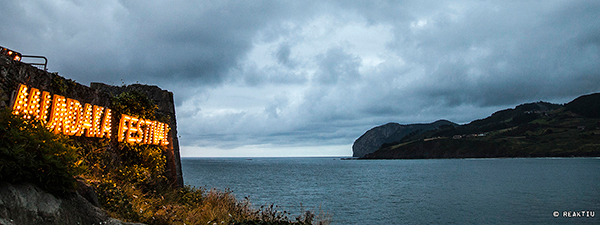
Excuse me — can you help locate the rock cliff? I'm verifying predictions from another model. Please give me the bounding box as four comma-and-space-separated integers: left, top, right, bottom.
0, 182, 142, 225
352, 120, 457, 157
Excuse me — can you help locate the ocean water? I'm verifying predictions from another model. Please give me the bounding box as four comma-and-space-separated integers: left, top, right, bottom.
182, 157, 600, 224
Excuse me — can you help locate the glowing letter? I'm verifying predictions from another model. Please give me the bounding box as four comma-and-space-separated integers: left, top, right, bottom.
152, 122, 170, 146
98, 108, 112, 138
47, 95, 67, 134
135, 118, 144, 144
88, 105, 104, 137
11, 84, 29, 117
126, 117, 139, 144
118, 114, 131, 142
63, 98, 81, 135
143, 120, 155, 144
77, 103, 93, 136
39, 91, 52, 123
152, 122, 163, 145
69, 99, 83, 135
25, 87, 42, 120
162, 123, 170, 146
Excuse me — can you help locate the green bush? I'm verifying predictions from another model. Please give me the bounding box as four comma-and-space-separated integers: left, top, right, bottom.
0, 109, 83, 195
111, 90, 159, 121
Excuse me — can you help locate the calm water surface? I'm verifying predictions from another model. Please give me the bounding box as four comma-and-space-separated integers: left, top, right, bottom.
182, 157, 599, 224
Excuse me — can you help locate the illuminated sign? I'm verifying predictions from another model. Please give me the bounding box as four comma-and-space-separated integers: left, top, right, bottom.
11, 83, 169, 146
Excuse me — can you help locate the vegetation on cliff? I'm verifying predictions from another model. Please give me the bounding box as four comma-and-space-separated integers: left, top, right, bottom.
0, 90, 327, 224
362, 94, 600, 159
0, 110, 83, 195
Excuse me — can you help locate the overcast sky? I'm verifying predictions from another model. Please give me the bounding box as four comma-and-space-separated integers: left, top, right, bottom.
2, 0, 599, 157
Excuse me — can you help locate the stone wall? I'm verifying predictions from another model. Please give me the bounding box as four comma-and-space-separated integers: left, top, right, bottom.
0, 54, 183, 187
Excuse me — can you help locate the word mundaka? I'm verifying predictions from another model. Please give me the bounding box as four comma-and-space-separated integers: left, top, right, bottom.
11, 83, 169, 146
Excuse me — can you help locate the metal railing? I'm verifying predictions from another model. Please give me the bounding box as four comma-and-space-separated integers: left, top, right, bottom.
21, 55, 48, 71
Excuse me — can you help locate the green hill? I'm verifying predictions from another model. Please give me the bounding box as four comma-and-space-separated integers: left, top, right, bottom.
565, 93, 600, 118
361, 94, 600, 159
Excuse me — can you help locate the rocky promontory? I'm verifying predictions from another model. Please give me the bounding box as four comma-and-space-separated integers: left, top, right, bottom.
352, 120, 457, 157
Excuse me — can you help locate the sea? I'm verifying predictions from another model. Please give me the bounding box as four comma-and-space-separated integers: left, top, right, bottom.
182, 157, 600, 224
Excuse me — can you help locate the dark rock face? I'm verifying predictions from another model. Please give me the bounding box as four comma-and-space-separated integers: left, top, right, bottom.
352, 123, 402, 158
76, 179, 100, 208
0, 182, 141, 225
352, 120, 457, 157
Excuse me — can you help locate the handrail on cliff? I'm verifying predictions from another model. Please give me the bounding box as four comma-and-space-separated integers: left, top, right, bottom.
21, 55, 48, 71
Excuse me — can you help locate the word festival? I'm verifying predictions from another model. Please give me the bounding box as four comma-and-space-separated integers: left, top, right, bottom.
11, 83, 170, 146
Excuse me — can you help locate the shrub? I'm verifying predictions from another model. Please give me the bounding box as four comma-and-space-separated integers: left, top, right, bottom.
0, 109, 84, 195
111, 90, 159, 121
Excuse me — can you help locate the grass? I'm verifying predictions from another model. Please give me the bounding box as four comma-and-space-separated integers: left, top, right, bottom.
88, 176, 329, 225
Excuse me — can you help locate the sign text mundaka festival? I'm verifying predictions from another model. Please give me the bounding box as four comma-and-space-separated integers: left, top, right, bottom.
11, 83, 170, 146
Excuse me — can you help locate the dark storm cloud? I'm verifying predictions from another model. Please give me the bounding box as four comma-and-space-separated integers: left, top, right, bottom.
275, 43, 292, 66
1, 0, 318, 86
2, 0, 600, 155
120, 2, 259, 82
355, 0, 600, 108
315, 48, 361, 85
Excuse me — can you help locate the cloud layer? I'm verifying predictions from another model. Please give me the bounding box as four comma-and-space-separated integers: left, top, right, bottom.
2, 0, 599, 156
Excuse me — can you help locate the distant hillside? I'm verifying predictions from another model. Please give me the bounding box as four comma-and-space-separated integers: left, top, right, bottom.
359, 93, 600, 159
352, 120, 457, 157
565, 93, 600, 118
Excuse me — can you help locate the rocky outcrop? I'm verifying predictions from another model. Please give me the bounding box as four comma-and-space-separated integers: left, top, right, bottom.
352, 120, 457, 157
0, 182, 142, 225
352, 123, 402, 158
